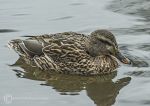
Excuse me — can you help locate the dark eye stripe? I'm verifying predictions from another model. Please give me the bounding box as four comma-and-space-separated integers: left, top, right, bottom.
99, 39, 112, 46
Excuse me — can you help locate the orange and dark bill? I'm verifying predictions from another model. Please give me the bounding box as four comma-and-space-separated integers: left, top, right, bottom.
116, 52, 131, 64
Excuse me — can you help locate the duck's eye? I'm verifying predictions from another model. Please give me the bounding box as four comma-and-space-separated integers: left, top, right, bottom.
93, 42, 97, 44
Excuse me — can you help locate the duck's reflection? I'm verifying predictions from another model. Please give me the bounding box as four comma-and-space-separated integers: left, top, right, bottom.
11, 58, 131, 106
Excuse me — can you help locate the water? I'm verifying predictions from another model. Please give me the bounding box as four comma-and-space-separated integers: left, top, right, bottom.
0, 0, 150, 106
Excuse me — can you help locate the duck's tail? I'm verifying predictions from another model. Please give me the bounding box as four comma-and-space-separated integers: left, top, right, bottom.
8, 39, 25, 57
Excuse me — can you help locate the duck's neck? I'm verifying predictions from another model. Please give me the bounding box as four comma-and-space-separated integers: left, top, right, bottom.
92, 55, 119, 73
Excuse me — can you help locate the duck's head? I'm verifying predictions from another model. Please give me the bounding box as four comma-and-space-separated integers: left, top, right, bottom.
89, 29, 130, 64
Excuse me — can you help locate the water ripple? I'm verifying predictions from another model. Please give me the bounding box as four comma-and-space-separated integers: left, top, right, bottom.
70, 3, 85, 6
50, 16, 73, 21
0, 29, 18, 33
12, 14, 29, 16
125, 70, 150, 77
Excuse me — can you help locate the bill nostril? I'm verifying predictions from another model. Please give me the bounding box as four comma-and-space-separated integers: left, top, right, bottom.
122, 58, 131, 64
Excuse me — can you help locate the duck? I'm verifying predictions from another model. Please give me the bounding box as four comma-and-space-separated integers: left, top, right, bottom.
8, 29, 130, 76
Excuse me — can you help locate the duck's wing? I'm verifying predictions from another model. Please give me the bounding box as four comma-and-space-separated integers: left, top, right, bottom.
42, 39, 89, 62
32, 35, 91, 74
41, 32, 89, 62
9, 32, 88, 57
8, 39, 44, 57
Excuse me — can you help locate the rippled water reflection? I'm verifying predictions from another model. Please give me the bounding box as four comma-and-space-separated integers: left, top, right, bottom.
11, 58, 131, 106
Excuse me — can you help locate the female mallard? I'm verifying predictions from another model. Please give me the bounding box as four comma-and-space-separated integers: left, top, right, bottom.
8, 29, 130, 75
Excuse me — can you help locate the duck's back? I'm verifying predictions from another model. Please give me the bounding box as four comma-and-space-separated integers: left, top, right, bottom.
28, 32, 89, 48
28, 32, 95, 75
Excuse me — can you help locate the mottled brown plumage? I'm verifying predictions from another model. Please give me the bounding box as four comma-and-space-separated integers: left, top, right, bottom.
8, 30, 130, 75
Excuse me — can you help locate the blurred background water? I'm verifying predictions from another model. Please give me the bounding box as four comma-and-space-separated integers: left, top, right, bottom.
0, 0, 150, 106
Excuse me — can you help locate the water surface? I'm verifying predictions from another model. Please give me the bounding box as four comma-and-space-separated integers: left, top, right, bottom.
0, 0, 150, 106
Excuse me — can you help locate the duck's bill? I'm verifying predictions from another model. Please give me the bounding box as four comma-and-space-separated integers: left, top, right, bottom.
116, 52, 131, 64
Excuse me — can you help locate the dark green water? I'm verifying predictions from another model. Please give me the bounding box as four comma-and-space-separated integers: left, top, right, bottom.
0, 0, 150, 106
